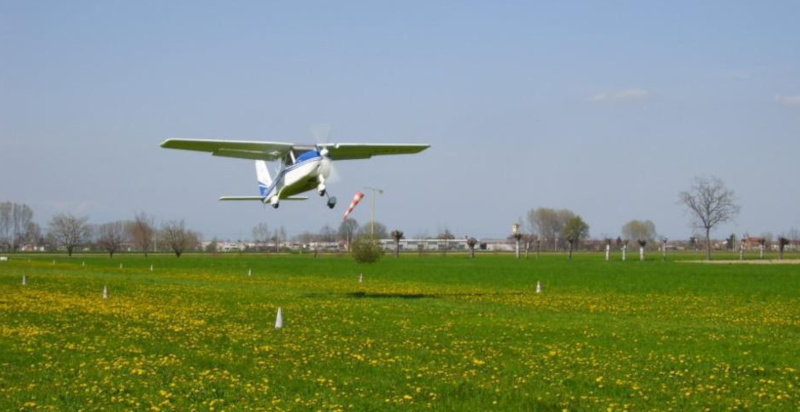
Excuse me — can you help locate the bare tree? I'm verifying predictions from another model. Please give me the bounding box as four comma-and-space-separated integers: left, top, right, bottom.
467, 237, 478, 258
390, 230, 404, 258
678, 176, 741, 260
129, 212, 155, 257
48, 213, 91, 257
778, 237, 790, 260
97, 221, 127, 258
621, 220, 657, 246
160, 220, 199, 258
563, 216, 589, 261
252, 222, 270, 251
0, 202, 33, 251
527, 207, 575, 251
0, 202, 11, 250
338, 218, 359, 251
358, 221, 387, 239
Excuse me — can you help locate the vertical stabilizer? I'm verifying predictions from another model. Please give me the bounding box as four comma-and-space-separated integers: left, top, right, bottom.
255, 161, 272, 197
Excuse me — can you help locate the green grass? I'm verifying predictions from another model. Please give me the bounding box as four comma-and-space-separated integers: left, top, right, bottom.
1, 252, 799, 411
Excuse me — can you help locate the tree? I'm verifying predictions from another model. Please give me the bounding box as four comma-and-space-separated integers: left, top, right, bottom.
678, 176, 741, 260
206, 238, 219, 253
0, 202, 33, 251
467, 237, 478, 258
96, 221, 127, 258
48, 213, 91, 257
159, 220, 200, 258
338, 218, 359, 251
778, 237, 790, 260
128, 213, 155, 257
0, 202, 11, 250
621, 220, 657, 246
527, 208, 576, 250
391, 230, 404, 258
358, 221, 387, 240
252, 222, 270, 250
562, 216, 589, 260
318, 225, 337, 243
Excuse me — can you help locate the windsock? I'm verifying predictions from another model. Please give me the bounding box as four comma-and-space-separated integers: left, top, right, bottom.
343, 192, 365, 220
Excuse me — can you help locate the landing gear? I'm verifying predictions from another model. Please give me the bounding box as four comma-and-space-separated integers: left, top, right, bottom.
318, 183, 327, 197
326, 194, 337, 209
270, 197, 279, 209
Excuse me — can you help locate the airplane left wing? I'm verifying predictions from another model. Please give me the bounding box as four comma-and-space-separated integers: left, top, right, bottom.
161, 139, 293, 161
318, 143, 430, 160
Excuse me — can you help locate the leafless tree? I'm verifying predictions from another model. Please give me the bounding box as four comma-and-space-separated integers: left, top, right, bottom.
0, 202, 33, 251
390, 230, 404, 258
159, 220, 200, 258
778, 237, 790, 260
97, 221, 127, 258
467, 237, 478, 258
48, 213, 91, 257
338, 218, 359, 251
252, 222, 270, 251
0, 202, 11, 250
621, 220, 657, 246
678, 176, 741, 260
128, 212, 155, 257
527, 207, 575, 251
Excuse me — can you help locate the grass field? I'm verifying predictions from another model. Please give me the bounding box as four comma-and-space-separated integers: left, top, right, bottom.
1, 252, 799, 411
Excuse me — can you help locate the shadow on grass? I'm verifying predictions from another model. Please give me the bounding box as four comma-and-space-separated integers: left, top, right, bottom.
346, 291, 433, 299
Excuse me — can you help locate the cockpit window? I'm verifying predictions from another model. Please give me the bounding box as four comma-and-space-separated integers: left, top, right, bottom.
295, 150, 320, 163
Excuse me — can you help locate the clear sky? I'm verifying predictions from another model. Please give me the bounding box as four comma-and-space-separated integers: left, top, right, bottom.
2, 1, 799, 241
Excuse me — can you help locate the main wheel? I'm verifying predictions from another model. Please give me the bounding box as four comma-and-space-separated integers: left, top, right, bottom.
327, 196, 337, 209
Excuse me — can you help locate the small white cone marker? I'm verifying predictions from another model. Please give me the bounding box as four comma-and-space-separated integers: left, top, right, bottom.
82, 261, 85, 267
248, 268, 252, 277
52, 260, 55, 265
536, 281, 542, 294
22, 275, 27, 286
275, 307, 283, 329
150, 264, 154, 272
358, 273, 364, 283
119, 263, 123, 269
103, 285, 108, 299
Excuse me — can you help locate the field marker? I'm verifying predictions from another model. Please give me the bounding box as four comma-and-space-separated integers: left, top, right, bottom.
605, 244, 610, 261
248, 268, 252, 277
22, 275, 27, 286
150, 264, 154, 272
536, 281, 541, 294
622, 245, 627, 261
82, 261, 85, 267
275, 307, 283, 329
52, 260, 56, 265
359, 273, 363, 283
103, 285, 108, 299
119, 263, 123, 269
639, 247, 645, 261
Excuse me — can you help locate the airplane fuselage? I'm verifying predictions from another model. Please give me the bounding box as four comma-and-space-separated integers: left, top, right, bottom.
263, 150, 331, 204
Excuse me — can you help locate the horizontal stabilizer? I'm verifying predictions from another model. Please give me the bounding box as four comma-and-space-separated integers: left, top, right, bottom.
219, 196, 265, 201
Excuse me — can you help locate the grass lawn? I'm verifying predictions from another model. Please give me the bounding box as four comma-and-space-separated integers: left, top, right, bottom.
1, 252, 798, 411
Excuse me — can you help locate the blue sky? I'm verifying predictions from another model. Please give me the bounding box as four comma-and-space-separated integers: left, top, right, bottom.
2, 1, 799, 240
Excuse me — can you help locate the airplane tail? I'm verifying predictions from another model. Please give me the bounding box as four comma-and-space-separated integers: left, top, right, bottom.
255, 160, 272, 197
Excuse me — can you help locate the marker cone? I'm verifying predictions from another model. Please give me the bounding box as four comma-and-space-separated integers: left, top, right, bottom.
359, 273, 363, 283
119, 263, 123, 269
22, 275, 27, 286
248, 268, 252, 277
536, 281, 542, 294
103, 285, 108, 299
150, 264, 154, 272
275, 307, 283, 329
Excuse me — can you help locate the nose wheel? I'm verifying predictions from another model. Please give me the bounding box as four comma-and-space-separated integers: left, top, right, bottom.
326, 194, 337, 209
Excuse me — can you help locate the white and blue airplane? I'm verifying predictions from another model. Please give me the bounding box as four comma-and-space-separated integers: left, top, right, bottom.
160, 139, 429, 209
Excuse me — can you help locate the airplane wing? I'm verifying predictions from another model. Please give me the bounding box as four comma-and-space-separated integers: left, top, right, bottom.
161, 139, 293, 161
318, 143, 430, 160
219, 196, 308, 201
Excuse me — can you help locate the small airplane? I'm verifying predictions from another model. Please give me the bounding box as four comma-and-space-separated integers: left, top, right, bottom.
160, 139, 429, 209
